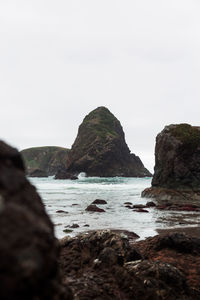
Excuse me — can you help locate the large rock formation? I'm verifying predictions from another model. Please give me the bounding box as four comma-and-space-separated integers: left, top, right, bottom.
21, 146, 69, 177
0, 141, 71, 299
64, 106, 151, 177
142, 124, 200, 201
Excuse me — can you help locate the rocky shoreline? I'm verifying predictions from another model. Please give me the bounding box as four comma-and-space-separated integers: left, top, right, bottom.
0, 140, 200, 299
59, 228, 200, 299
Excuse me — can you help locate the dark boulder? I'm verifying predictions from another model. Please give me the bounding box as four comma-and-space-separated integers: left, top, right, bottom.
66, 106, 151, 177
142, 124, 200, 201
0, 141, 71, 299
153, 232, 200, 254
132, 204, 146, 208
146, 201, 156, 207
91, 199, 107, 205
85, 204, 105, 212
125, 260, 187, 297
133, 208, 149, 213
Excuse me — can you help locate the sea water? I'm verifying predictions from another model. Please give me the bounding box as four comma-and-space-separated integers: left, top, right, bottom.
29, 175, 200, 240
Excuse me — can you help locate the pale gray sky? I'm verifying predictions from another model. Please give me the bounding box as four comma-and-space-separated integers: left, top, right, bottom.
1, 0, 200, 172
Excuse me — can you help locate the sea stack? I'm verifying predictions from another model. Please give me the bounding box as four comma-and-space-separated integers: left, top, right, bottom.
142, 124, 200, 201
64, 106, 151, 177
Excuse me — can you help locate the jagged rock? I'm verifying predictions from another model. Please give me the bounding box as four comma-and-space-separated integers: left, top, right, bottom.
152, 233, 200, 254
0, 141, 71, 299
134, 232, 200, 295
59, 230, 199, 299
54, 168, 78, 180
66, 106, 151, 177
21, 146, 70, 176
125, 260, 187, 297
142, 124, 200, 201
29, 168, 48, 177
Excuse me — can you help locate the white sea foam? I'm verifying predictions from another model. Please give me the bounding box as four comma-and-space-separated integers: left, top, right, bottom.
29, 176, 200, 240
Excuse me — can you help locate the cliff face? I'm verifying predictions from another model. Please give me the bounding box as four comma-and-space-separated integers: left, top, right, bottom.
142, 124, 200, 201
66, 106, 151, 177
21, 146, 69, 176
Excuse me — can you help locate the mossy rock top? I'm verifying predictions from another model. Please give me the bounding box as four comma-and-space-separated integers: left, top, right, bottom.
80, 106, 121, 140
152, 123, 200, 190
168, 124, 200, 151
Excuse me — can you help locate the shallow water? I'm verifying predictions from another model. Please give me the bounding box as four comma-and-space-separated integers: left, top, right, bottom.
29, 176, 200, 240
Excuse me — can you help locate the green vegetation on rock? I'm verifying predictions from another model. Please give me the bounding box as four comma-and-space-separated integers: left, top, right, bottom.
21, 146, 70, 176
66, 106, 151, 177
170, 124, 200, 152
83, 107, 121, 139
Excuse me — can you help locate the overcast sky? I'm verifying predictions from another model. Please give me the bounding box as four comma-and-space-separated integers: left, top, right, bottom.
1, 0, 200, 172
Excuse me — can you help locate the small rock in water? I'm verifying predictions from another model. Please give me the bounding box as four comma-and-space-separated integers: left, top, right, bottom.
83, 224, 90, 227
134, 208, 149, 213
69, 224, 79, 228
125, 205, 133, 209
92, 199, 107, 205
124, 202, 132, 205
132, 204, 146, 209
146, 201, 156, 207
72, 204, 79, 206
56, 210, 68, 214
63, 229, 73, 233
85, 204, 105, 213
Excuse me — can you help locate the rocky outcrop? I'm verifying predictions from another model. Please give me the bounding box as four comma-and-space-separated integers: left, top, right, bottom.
54, 168, 78, 180
142, 124, 200, 201
21, 146, 70, 176
59, 230, 200, 299
0, 141, 71, 299
64, 106, 151, 177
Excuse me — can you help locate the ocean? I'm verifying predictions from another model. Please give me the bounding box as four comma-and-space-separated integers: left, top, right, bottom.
29, 174, 200, 240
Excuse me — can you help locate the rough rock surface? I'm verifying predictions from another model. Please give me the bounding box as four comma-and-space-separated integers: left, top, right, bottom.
59, 230, 200, 299
21, 146, 70, 176
0, 141, 71, 299
65, 106, 151, 177
142, 124, 200, 201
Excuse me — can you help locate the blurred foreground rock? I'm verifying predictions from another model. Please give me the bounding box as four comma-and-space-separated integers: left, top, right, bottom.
0, 141, 72, 300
